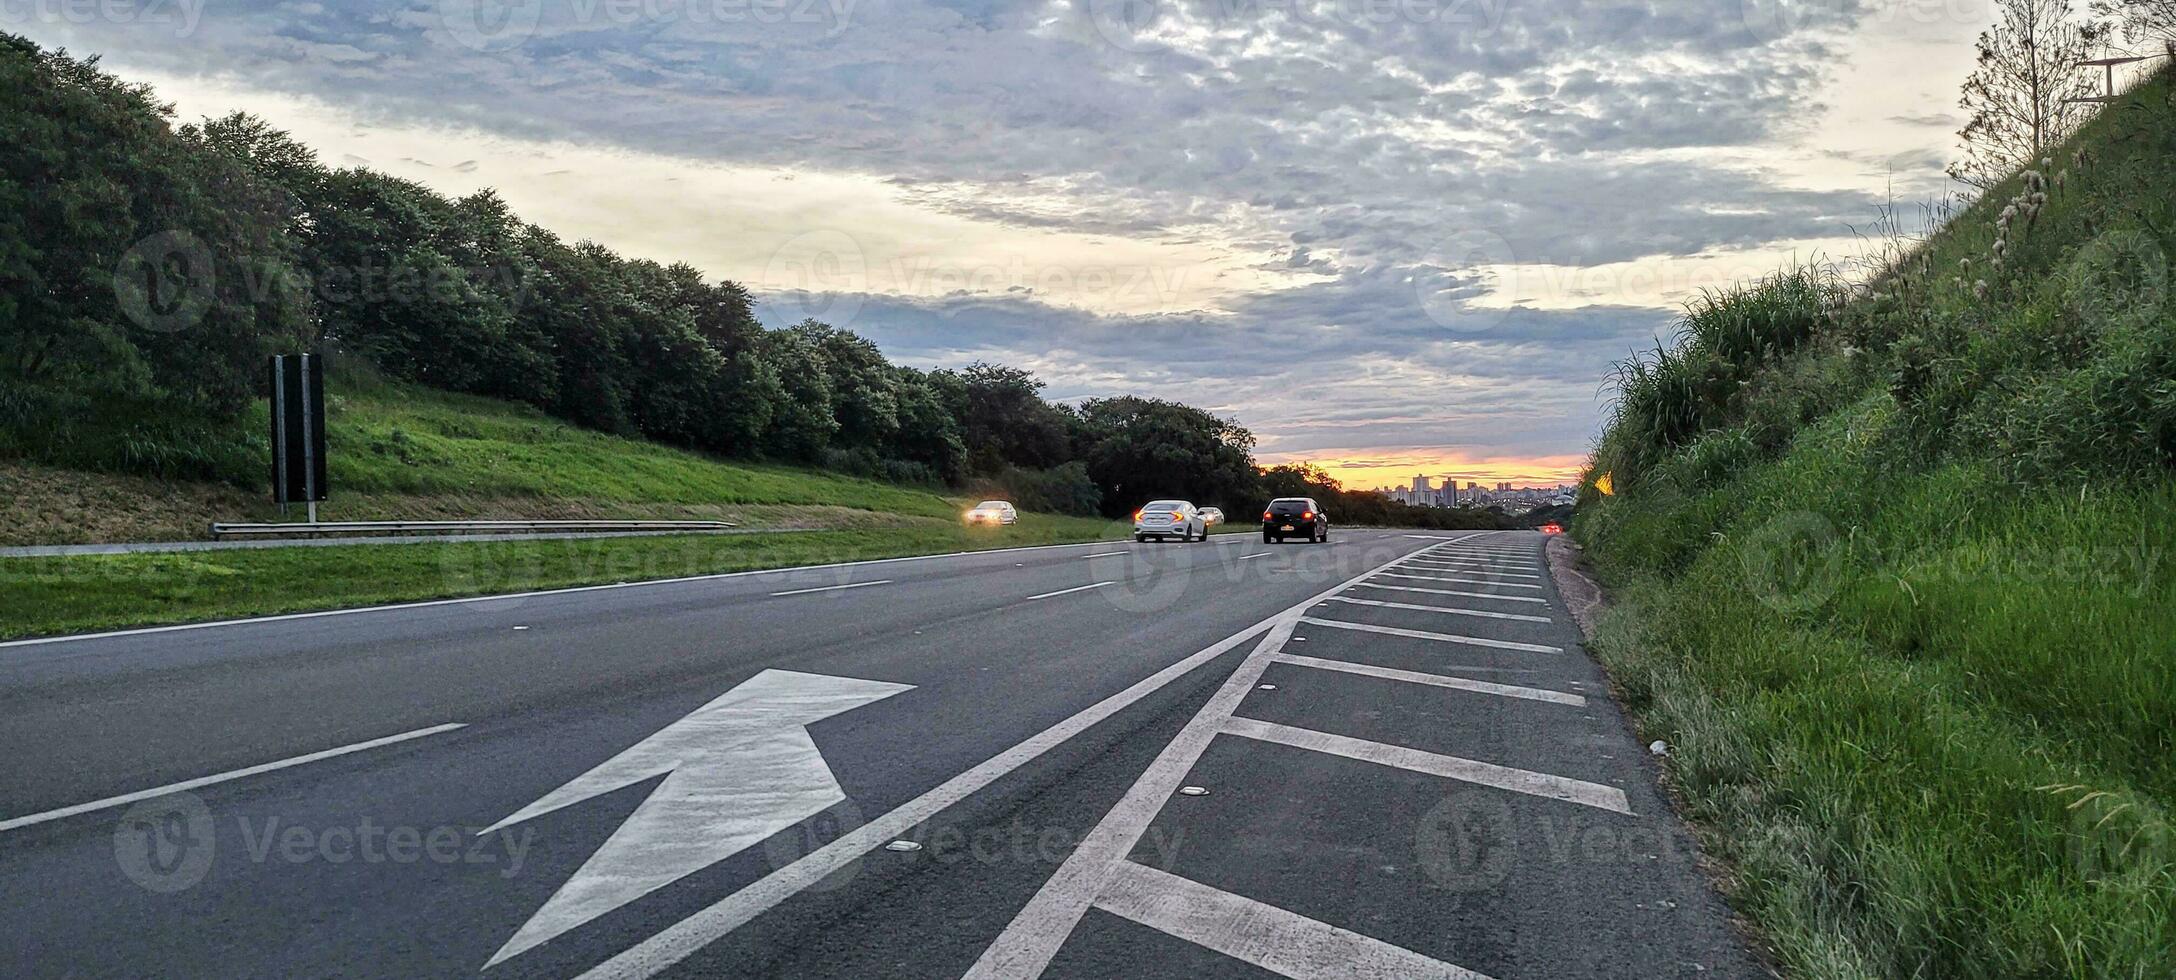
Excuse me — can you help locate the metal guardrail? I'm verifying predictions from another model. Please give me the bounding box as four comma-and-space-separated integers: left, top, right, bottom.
210, 519, 738, 539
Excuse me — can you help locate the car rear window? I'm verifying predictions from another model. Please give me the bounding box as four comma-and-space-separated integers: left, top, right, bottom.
1268, 499, 1312, 514
1144, 501, 1185, 511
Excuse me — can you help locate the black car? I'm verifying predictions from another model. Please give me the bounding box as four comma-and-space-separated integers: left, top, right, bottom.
1261, 497, 1330, 543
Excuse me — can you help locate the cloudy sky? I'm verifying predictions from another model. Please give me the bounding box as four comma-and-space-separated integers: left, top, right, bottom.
13, 0, 2000, 486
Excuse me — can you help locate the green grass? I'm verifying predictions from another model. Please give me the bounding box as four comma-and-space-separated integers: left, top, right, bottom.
315, 366, 961, 518
1579, 404, 2174, 978
1574, 66, 2176, 980
0, 513, 1136, 639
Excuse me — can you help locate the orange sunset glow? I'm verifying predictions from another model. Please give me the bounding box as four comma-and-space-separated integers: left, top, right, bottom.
1256, 449, 1590, 491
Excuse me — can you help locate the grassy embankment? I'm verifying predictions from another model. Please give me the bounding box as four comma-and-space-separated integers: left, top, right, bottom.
1574, 69, 2174, 977
0, 367, 1161, 639
3, 364, 979, 545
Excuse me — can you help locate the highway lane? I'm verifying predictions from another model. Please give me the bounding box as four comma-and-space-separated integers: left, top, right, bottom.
1, 528, 1456, 976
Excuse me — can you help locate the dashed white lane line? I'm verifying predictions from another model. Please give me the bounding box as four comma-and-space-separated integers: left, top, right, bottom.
1026, 581, 1115, 600
580, 537, 1451, 980
0, 723, 468, 833
1297, 616, 1563, 654
1223, 717, 1632, 813
1236, 553, 1272, 561
1375, 572, 1544, 590
1352, 582, 1549, 604
1080, 552, 1128, 559
1272, 653, 1584, 706
1095, 860, 1497, 980
768, 580, 893, 597
1318, 595, 1552, 623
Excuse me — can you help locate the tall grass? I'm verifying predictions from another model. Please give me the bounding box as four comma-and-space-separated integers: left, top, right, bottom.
1597, 265, 1838, 487
1575, 65, 2176, 978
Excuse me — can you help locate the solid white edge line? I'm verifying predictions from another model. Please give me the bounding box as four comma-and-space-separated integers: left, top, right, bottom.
1026, 582, 1114, 600
0, 723, 468, 833
1223, 718, 1631, 814
0, 535, 1230, 651
1272, 653, 1584, 706
564, 535, 1460, 980
1298, 616, 1563, 653
767, 580, 893, 597
1095, 860, 1496, 980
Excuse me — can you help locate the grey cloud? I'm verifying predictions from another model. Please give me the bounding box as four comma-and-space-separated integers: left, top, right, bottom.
16, 0, 1906, 461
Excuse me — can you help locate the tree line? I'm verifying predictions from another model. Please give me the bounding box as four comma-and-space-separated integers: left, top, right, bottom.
0, 33, 1507, 529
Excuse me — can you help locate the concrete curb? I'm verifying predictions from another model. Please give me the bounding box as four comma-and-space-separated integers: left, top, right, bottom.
1544, 534, 1606, 641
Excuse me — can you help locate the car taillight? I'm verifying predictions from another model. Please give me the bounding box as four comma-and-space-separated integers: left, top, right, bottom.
1262, 510, 1274, 520
1134, 510, 1145, 522
1301, 511, 1313, 520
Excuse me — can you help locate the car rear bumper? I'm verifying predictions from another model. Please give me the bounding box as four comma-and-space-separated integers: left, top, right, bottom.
1262, 520, 1321, 535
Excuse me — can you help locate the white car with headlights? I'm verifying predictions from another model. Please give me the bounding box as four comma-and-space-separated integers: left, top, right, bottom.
1133, 500, 1206, 543
964, 500, 1018, 525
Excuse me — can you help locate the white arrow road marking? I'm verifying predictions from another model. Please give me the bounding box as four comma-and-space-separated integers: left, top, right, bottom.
480, 669, 912, 967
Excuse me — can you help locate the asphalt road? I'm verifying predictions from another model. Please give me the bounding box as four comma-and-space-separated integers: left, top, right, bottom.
0, 528, 1766, 979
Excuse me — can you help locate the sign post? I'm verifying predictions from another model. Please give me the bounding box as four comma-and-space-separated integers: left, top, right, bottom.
269, 353, 329, 521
